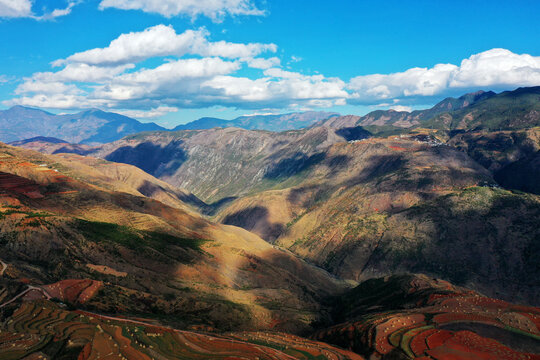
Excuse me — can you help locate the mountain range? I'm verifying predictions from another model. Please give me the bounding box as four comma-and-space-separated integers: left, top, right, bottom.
1, 86, 540, 359
0, 106, 164, 144
0, 106, 337, 144
3, 87, 538, 146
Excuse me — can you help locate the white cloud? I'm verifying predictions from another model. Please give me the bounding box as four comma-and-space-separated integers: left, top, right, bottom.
98, 0, 264, 21
196, 40, 277, 59
31, 63, 135, 83
449, 48, 540, 88
15, 81, 82, 95
290, 55, 302, 63
92, 57, 241, 101
349, 48, 540, 103
389, 105, 412, 112
54, 25, 276, 66
203, 70, 348, 106
246, 57, 281, 69
117, 106, 179, 118
0, 0, 79, 20
5, 94, 94, 109
33, 1, 79, 20
0, 0, 32, 17
8, 25, 540, 118
0, 75, 10, 83
349, 63, 458, 101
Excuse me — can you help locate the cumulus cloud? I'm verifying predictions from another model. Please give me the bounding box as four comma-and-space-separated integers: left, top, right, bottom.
202, 69, 348, 107
0, 0, 79, 20
32, 63, 135, 83
7, 23, 540, 118
54, 25, 276, 66
449, 48, 540, 88
349, 48, 540, 103
15, 81, 82, 96
92, 57, 241, 101
0, 0, 32, 17
98, 0, 264, 21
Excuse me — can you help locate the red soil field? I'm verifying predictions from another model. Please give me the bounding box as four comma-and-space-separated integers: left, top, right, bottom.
42, 279, 103, 304
0, 172, 43, 198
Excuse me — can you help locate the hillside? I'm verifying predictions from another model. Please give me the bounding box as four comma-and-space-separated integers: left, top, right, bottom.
448, 127, 540, 194
9, 136, 96, 155
424, 86, 540, 131
318, 87, 540, 132
7, 89, 540, 307
0, 106, 165, 144
0, 142, 350, 334
315, 274, 540, 359
92, 125, 368, 203
2, 91, 540, 358
213, 135, 540, 305
0, 273, 537, 359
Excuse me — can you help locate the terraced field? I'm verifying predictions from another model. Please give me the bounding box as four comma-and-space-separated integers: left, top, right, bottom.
41, 280, 102, 304
0, 300, 363, 360
315, 275, 540, 359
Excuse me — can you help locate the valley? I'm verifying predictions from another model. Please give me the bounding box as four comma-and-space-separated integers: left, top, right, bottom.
0, 86, 539, 359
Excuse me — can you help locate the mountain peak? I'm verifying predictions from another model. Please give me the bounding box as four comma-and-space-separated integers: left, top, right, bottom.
5, 105, 55, 116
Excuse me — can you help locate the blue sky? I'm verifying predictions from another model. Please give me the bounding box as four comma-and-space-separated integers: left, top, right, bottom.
0, 0, 539, 127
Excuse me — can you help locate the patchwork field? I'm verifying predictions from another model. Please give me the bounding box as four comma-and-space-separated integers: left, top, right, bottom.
0, 300, 363, 360
315, 275, 540, 359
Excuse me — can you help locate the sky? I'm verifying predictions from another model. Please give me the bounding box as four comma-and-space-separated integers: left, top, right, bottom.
0, 0, 539, 128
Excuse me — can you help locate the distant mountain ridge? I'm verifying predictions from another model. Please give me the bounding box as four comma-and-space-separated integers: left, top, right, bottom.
424, 86, 540, 131
10, 136, 68, 145
4, 86, 539, 148
173, 111, 338, 132
318, 90, 497, 129
0, 106, 165, 144
0, 106, 337, 144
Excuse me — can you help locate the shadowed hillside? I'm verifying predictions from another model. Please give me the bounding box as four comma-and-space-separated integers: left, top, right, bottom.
0, 142, 350, 334
214, 136, 540, 305
93, 126, 356, 202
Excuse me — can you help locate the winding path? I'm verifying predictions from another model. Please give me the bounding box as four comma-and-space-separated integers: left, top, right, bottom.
0, 258, 7, 276
0, 285, 52, 309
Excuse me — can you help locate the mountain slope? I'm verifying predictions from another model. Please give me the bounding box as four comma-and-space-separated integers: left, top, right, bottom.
0, 142, 350, 333
9, 136, 96, 155
448, 127, 540, 194
93, 125, 367, 203
0, 106, 165, 144
424, 86, 540, 131
214, 136, 540, 305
